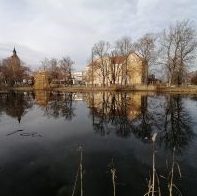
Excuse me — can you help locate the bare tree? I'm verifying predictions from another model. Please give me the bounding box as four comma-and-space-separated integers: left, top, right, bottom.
115, 36, 133, 85
40, 56, 74, 85
40, 58, 50, 71
1, 57, 29, 87
86, 59, 98, 87
159, 19, 197, 86
92, 40, 111, 86
48, 58, 60, 80
109, 49, 124, 85
59, 56, 74, 85
134, 33, 157, 84
0, 61, 4, 85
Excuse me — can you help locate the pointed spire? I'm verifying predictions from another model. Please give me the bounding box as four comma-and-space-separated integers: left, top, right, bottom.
13, 47, 17, 56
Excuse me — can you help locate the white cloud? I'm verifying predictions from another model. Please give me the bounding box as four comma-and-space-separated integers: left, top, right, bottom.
0, 0, 196, 70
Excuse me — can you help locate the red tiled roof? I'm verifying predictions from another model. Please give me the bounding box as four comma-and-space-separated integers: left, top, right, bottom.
111, 56, 125, 64
87, 52, 143, 67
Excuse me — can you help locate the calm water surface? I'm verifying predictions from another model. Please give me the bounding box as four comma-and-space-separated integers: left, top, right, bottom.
0, 91, 197, 196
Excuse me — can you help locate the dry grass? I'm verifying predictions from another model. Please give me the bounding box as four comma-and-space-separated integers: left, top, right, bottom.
144, 133, 161, 196
110, 159, 117, 196
168, 148, 182, 196
145, 134, 182, 196
72, 146, 84, 196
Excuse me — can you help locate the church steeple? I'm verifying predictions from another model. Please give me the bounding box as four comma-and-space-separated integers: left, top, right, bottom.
11, 47, 20, 64
13, 47, 17, 56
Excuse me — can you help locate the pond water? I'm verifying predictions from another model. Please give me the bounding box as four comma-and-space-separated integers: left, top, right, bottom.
0, 91, 197, 196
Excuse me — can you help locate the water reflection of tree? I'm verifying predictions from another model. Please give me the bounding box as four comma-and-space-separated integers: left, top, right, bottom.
43, 93, 75, 120
87, 92, 111, 136
0, 92, 33, 122
85, 92, 142, 138
132, 96, 167, 142
191, 96, 197, 101
85, 92, 194, 151
131, 96, 152, 141
109, 93, 133, 137
159, 95, 194, 153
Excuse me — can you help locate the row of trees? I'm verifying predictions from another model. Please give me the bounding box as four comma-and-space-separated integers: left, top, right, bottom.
160, 20, 197, 85
40, 56, 74, 85
87, 19, 197, 86
0, 19, 196, 87
0, 53, 75, 87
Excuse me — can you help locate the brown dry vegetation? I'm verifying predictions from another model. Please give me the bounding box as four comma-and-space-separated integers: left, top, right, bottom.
1, 84, 197, 94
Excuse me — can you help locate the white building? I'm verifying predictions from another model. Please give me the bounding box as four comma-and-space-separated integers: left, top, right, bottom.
72, 71, 85, 85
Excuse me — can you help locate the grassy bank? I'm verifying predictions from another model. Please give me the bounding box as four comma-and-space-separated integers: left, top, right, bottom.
0, 85, 197, 94
50, 84, 197, 94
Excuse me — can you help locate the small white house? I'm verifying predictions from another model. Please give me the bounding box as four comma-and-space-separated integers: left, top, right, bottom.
72, 71, 85, 85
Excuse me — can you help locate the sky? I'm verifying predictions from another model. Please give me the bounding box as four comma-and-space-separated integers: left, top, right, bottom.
0, 0, 196, 71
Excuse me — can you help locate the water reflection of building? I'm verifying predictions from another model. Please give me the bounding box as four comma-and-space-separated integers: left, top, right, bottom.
34, 91, 50, 106
127, 94, 142, 121
73, 93, 84, 101
85, 92, 143, 121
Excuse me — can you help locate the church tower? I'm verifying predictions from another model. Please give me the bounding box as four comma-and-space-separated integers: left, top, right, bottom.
11, 47, 20, 65
13, 47, 17, 57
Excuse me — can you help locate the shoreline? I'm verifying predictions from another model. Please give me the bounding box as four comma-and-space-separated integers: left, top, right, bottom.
0, 85, 197, 94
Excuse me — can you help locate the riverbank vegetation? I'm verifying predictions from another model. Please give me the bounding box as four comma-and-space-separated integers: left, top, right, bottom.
0, 84, 197, 94
70, 141, 182, 196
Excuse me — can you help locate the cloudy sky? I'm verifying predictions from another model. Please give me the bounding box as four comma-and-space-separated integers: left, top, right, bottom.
0, 0, 196, 71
